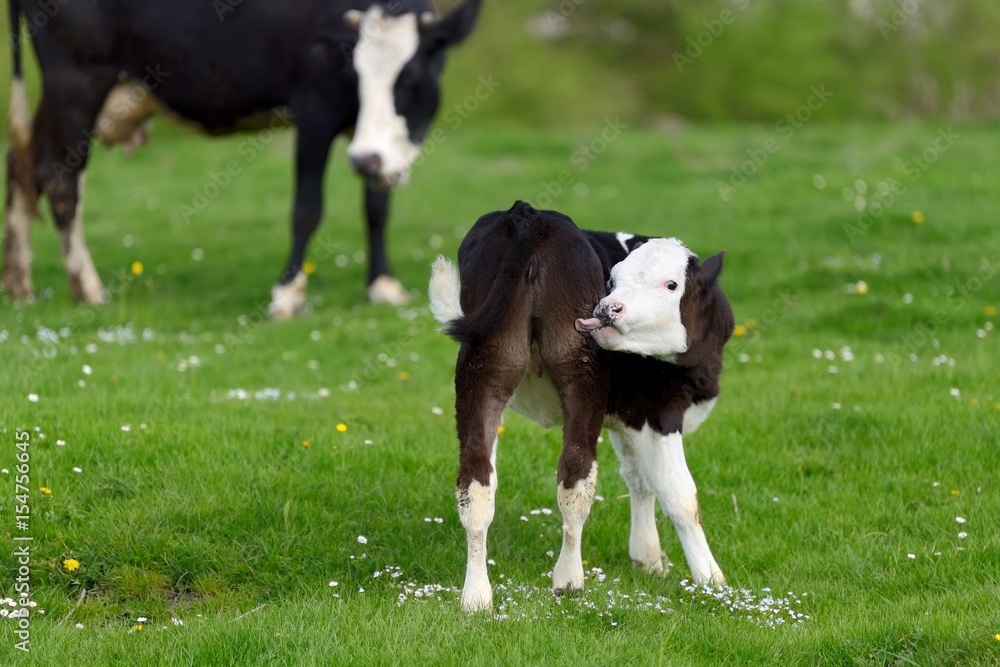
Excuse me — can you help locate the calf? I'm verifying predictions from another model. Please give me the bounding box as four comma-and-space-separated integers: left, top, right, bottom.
4, 0, 481, 317
429, 201, 734, 613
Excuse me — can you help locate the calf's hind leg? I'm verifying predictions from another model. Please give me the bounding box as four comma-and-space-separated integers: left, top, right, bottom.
454, 343, 527, 614
550, 372, 607, 595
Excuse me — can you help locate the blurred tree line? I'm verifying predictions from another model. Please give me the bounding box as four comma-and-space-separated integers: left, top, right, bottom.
443, 0, 1000, 125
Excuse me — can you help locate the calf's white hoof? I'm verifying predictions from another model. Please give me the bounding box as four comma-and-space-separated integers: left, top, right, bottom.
460, 584, 493, 615
633, 551, 670, 576
366, 274, 410, 306
268, 271, 307, 320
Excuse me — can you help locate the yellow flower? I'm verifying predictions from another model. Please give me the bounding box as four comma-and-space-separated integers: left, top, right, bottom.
733, 324, 747, 337
950, 490, 959, 496
301, 440, 309, 448
40, 487, 51, 495
64, 558, 80, 572
398, 372, 410, 382
911, 211, 924, 224
132, 624, 143, 632
855, 280, 869, 296
336, 423, 347, 433
497, 426, 506, 436
302, 261, 316, 276
746, 319, 758, 330
131, 261, 143, 276
986, 306, 998, 317
995, 633, 1000, 641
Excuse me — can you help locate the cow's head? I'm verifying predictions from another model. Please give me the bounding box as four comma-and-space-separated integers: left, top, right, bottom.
575, 239, 728, 362
344, 0, 482, 188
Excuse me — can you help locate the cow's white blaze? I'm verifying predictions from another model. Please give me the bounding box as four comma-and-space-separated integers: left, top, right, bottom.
58, 173, 105, 304
552, 461, 597, 594
590, 238, 693, 360
348, 8, 421, 187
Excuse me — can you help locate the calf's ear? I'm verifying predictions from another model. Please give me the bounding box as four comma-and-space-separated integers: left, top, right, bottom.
426, 0, 483, 47
699, 251, 726, 285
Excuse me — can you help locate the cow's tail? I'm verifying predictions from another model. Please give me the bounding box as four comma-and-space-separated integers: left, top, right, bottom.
8, 0, 30, 151
430, 201, 545, 343
7, 0, 38, 215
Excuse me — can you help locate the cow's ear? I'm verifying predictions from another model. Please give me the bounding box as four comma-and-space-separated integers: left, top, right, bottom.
425, 0, 482, 48
699, 251, 726, 285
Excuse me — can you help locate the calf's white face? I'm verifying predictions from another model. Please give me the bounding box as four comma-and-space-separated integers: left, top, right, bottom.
575, 238, 693, 360
347, 7, 422, 188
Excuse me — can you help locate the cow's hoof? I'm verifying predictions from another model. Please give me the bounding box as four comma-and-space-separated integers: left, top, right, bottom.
552, 558, 585, 595
269, 271, 308, 320
459, 591, 493, 615
2, 273, 35, 302
633, 551, 670, 576
366, 275, 410, 306
69, 273, 107, 305
552, 584, 584, 597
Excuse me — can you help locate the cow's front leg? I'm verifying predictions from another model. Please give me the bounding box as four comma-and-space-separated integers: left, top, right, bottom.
269, 116, 335, 320
362, 185, 409, 306
647, 429, 724, 586
608, 428, 668, 574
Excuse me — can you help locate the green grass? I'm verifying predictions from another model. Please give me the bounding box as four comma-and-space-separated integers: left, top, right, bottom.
2, 121, 1000, 665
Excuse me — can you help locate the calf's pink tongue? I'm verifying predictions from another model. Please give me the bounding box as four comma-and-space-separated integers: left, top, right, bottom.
575, 318, 603, 332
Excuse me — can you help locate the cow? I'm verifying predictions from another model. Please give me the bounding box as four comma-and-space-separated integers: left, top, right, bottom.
4, 0, 482, 318
428, 201, 734, 613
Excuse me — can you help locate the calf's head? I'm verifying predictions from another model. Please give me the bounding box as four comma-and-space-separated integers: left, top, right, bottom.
575, 238, 728, 362
345, 0, 482, 188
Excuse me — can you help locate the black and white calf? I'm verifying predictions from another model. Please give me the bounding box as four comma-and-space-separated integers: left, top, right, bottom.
429, 202, 734, 613
4, 0, 481, 317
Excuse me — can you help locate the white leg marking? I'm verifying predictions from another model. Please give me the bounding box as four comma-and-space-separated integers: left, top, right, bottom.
646, 430, 724, 585
552, 461, 597, 594
458, 437, 498, 614
615, 232, 634, 253
608, 428, 667, 573
268, 271, 308, 320
366, 274, 409, 306
58, 173, 105, 304
4, 185, 35, 299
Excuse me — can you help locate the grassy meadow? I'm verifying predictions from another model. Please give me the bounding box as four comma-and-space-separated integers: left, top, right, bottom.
1, 120, 999, 665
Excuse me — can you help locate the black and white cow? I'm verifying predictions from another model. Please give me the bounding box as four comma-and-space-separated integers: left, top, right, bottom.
429, 201, 734, 613
4, 0, 481, 317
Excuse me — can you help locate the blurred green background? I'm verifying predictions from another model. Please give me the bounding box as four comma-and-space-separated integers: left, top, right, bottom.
3, 0, 1000, 126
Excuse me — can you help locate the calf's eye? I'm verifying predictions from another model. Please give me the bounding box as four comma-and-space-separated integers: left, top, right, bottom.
665, 280, 678, 292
